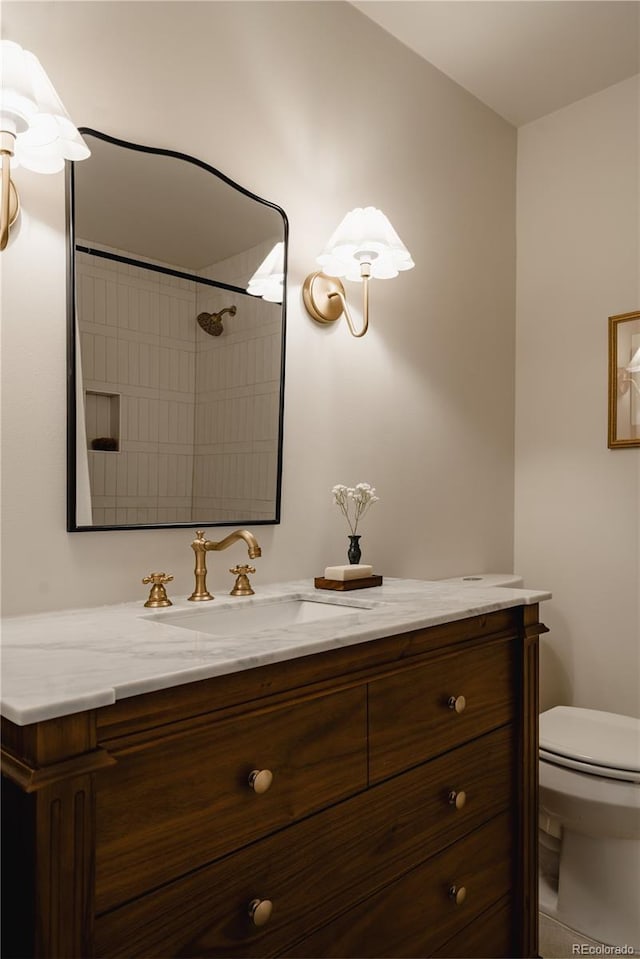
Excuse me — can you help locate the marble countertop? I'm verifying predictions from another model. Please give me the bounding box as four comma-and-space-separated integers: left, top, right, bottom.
0, 576, 551, 726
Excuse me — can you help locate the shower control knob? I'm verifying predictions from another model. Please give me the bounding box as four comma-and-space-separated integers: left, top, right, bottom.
448, 695, 467, 714
248, 898, 273, 926
449, 885, 467, 906
248, 769, 274, 794
448, 790, 467, 810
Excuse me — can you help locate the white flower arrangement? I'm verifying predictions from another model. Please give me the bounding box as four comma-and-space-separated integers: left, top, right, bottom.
331, 483, 379, 535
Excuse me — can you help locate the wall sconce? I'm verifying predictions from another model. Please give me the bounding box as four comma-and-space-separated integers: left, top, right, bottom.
0, 39, 90, 251
302, 207, 414, 338
247, 241, 284, 304
620, 347, 640, 396
626, 347, 640, 374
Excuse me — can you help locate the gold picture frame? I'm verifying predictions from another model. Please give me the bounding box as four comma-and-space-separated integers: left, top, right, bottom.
608, 310, 640, 449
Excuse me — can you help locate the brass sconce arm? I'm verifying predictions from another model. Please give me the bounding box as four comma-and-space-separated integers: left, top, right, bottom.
302, 261, 371, 339
0, 153, 11, 252
0, 144, 20, 252
618, 372, 640, 396
330, 282, 369, 338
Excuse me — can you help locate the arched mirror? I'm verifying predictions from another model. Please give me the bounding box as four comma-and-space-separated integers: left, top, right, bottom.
66, 130, 287, 531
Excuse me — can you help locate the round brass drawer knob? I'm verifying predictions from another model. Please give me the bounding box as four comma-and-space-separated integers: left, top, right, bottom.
448, 789, 467, 810
248, 769, 273, 794
248, 898, 273, 927
449, 885, 467, 906
447, 695, 466, 714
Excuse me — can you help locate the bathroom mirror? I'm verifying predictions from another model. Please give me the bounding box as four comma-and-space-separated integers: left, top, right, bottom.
67, 129, 288, 530
608, 310, 640, 449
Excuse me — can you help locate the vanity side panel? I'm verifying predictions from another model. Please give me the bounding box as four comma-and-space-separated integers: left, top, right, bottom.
0, 767, 97, 959
1, 713, 103, 959
34, 773, 96, 959
1, 777, 36, 958
518, 605, 544, 958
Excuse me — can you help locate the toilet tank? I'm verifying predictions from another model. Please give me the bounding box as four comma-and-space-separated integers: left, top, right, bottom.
437, 573, 524, 588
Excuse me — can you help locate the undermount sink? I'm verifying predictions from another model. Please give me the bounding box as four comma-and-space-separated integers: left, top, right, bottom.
146, 597, 378, 637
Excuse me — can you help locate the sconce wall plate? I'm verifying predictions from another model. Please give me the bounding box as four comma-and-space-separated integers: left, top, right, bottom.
302, 271, 345, 324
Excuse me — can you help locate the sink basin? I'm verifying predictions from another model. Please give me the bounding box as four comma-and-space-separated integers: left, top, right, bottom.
146, 597, 377, 637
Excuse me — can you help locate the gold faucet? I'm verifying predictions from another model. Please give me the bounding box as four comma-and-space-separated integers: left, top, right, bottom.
188, 529, 262, 601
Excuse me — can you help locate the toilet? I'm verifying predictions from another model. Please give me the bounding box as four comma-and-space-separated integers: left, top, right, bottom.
539, 706, 640, 949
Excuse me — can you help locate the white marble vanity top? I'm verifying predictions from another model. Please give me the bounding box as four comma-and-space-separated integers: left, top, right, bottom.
0, 577, 551, 726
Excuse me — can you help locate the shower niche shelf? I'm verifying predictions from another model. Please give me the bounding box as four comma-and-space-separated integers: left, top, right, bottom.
86, 390, 120, 452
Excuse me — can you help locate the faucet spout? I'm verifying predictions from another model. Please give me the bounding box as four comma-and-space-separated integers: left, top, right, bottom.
207, 529, 262, 560
188, 529, 262, 602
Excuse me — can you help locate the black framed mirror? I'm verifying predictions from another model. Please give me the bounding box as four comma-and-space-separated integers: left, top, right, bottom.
67, 130, 287, 531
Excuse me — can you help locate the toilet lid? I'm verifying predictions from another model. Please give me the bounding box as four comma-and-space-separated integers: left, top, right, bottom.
540, 706, 640, 775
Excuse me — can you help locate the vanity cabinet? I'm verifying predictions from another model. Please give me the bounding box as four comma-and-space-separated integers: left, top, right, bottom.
1, 604, 544, 959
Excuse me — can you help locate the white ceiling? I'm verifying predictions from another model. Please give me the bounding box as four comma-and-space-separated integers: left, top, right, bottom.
351, 1, 640, 126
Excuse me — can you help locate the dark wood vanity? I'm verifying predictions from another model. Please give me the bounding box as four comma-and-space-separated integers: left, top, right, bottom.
1, 604, 544, 958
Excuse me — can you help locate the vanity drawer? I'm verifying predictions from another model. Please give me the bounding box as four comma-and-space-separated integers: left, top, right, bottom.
432, 896, 514, 958
95, 685, 367, 913
95, 727, 513, 958
369, 638, 516, 782
284, 811, 514, 958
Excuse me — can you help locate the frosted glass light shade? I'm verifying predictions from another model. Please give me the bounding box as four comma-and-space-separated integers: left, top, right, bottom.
247, 241, 284, 303
0, 39, 90, 173
626, 347, 640, 373
317, 206, 414, 282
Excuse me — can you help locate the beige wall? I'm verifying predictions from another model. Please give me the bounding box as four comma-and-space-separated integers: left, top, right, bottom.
1, 1, 516, 615
515, 76, 640, 717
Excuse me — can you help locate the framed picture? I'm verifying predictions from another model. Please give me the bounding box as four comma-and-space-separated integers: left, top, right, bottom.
608, 310, 640, 449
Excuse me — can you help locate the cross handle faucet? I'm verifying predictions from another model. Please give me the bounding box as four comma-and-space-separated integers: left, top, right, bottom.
188, 529, 262, 602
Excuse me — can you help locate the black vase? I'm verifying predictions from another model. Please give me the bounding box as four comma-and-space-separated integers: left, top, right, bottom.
347, 535, 362, 565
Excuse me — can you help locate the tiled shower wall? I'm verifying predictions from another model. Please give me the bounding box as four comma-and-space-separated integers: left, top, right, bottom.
77, 245, 197, 525
76, 237, 282, 525
194, 237, 283, 522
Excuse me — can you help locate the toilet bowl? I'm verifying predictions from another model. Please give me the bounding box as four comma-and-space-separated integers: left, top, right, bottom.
539, 706, 640, 949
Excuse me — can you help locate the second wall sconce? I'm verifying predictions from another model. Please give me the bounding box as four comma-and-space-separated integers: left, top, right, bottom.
303, 206, 414, 338
0, 39, 90, 251
247, 241, 285, 304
